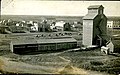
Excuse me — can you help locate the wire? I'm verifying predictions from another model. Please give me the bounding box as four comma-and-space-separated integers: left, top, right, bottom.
1, 0, 14, 9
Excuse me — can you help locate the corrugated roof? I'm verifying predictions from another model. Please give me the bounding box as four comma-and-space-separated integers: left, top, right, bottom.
11, 38, 77, 45
37, 38, 77, 44
88, 5, 103, 9
83, 13, 98, 20
11, 39, 37, 45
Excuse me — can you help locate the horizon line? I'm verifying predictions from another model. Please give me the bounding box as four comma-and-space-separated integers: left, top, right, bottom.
1, 15, 120, 17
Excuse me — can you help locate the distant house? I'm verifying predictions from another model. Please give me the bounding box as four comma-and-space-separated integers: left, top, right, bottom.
107, 21, 114, 28
54, 21, 65, 31
71, 24, 82, 31
0, 26, 11, 34
64, 23, 71, 31
50, 22, 56, 31
107, 17, 120, 29
38, 22, 51, 32
30, 22, 38, 32
9, 26, 28, 33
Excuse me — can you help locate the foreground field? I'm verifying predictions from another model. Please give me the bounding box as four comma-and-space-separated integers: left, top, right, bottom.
0, 48, 119, 75
59, 49, 120, 75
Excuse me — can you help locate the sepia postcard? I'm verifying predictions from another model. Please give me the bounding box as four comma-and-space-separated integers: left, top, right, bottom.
0, 0, 120, 75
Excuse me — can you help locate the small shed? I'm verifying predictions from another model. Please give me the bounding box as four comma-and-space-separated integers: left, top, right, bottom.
113, 40, 120, 53
105, 38, 120, 53
106, 40, 114, 53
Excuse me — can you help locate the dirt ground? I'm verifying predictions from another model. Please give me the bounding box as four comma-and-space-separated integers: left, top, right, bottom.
0, 48, 119, 75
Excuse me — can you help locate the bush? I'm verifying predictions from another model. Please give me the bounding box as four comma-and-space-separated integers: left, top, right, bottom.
90, 61, 104, 66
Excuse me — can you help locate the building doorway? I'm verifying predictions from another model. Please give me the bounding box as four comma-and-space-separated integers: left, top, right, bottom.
95, 35, 102, 46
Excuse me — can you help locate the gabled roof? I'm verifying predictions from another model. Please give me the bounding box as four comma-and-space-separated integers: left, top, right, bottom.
106, 39, 111, 45
88, 5, 103, 9
106, 39, 120, 48
83, 13, 98, 20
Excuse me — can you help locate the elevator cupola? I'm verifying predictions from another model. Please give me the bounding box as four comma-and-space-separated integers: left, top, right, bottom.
88, 5, 104, 15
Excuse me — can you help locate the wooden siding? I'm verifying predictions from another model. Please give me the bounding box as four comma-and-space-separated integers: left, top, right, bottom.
12, 42, 77, 54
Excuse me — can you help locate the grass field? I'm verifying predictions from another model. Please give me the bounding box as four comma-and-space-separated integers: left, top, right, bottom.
58, 49, 120, 75
0, 30, 120, 74
0, 47, 119, 75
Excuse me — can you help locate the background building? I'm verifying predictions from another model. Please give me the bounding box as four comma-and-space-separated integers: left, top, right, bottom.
107, 17, 120, 29
64, 23, 71, 31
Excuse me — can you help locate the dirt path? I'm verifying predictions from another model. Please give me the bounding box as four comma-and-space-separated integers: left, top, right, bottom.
0, 56, 112, 75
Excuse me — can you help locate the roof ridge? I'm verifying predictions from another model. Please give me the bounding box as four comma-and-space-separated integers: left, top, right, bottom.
88, 5, 103, 9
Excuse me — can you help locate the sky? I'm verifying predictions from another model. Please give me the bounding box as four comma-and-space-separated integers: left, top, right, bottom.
1, 0, 120, 16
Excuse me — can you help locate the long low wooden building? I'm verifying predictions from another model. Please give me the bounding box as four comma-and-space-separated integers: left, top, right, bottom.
10, 37, 77, 54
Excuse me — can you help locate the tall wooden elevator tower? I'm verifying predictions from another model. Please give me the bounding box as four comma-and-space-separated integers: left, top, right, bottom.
83, 5, 107, 46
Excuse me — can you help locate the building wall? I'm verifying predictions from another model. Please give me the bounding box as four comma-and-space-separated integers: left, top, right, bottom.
99, 15, 107, 35
107, 21, 113, 28
83, 20, 93, 46
93, 15, 104, 46
93, 17, 100, 46
107, 41, 114, 53
107, 20, 120, 29
113, 20, 120, 29
88, 9, 98, 14
93, 15, 101, 39
11, 42, 77, 54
